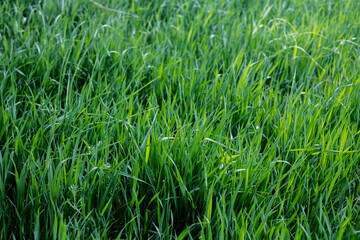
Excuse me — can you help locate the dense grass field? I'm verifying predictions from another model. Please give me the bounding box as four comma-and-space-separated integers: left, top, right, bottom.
1, 0, 360, 239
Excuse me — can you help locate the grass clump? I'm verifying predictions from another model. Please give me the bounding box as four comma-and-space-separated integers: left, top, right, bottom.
1, 0, 360, 239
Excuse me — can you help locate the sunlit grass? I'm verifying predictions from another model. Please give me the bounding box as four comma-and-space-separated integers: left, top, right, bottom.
1, 0, 360, 239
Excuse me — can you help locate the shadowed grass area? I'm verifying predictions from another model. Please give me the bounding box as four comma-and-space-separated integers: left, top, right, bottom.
1, 0, 360, 239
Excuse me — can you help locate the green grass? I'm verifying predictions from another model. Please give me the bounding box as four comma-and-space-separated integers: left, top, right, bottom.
1, 0, 360, 239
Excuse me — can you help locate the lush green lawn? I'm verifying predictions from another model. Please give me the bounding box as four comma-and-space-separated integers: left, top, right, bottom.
1, 0, 360, 239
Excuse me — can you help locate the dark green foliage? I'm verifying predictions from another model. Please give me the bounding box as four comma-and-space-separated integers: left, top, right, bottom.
1, 0, 360, 239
